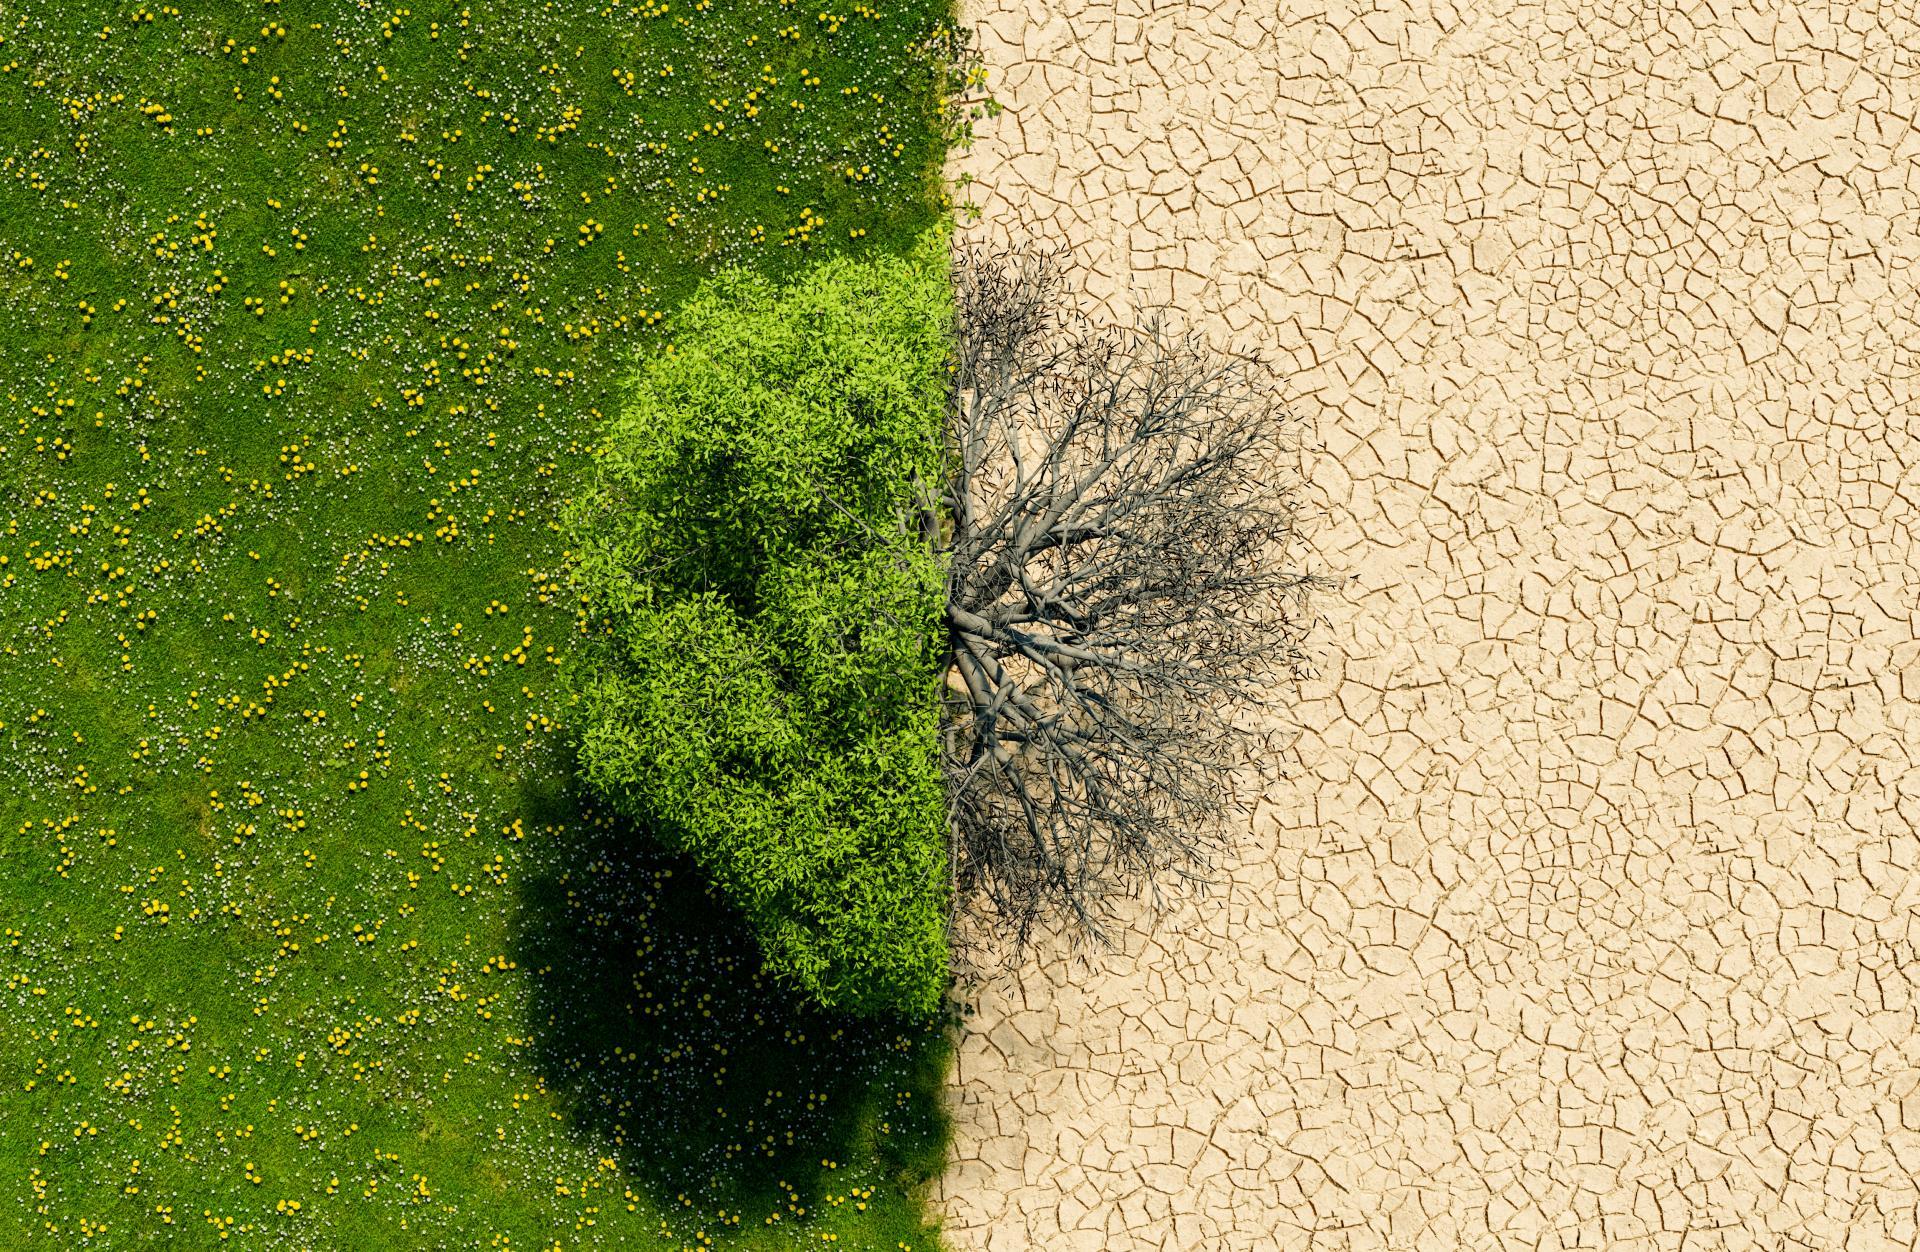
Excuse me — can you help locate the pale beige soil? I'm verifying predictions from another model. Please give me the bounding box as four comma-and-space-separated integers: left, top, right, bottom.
938, 1, 1920, 1248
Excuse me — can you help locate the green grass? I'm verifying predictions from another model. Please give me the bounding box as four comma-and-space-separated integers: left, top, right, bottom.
0, 0, 957, 1246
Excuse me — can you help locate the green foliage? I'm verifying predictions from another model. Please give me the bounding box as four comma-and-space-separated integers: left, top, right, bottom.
569, 233, 955, 1018
0, 0, 957, 1241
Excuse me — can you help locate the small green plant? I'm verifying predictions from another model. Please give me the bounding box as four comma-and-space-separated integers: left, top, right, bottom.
567, 229, 955, 1018
918, 24, 1000, 221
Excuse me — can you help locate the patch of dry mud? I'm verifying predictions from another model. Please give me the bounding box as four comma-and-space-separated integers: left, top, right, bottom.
940, 1, 1920, 1248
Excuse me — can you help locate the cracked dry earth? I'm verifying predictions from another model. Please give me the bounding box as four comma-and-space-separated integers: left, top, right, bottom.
937, 1, 1920, 1249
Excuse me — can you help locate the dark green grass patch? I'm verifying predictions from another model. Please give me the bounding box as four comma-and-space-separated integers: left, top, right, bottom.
0, 0, 955, 1245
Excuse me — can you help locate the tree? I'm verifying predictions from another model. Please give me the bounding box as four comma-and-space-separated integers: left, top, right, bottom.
565, 233, 953, 1018
938, 243, 1320, 952
568, 234, 1316, 1016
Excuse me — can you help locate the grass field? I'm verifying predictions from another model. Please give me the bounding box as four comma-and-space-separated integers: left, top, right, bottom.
0, 0, 957, 1246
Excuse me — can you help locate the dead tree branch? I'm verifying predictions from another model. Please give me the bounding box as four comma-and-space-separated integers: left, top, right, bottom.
939, 243, 1322, 955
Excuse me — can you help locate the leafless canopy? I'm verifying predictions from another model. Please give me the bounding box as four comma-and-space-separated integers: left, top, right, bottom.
938, 243, 1321, 954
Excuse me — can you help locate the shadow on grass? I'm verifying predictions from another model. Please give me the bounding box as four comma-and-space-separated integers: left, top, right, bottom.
510, 773, 953, 1230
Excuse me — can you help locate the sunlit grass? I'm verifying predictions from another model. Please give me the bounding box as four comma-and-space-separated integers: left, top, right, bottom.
0, 0, 955, 1245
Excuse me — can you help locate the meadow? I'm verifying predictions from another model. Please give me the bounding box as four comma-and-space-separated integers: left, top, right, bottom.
0, 0, 958, 1245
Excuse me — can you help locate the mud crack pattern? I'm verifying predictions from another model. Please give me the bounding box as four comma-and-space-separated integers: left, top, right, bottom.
940, 0, 1920, 1248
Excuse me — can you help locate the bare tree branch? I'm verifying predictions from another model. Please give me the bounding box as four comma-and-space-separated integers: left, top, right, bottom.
938, 242, 1326, 957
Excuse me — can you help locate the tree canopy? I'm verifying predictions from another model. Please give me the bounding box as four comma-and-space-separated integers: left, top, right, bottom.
940, 243, 1318, 952
568, 234, 1315, 1015
565, 232, 954, 1017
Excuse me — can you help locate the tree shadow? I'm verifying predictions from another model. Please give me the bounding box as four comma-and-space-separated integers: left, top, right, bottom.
510, 772, 953, 1227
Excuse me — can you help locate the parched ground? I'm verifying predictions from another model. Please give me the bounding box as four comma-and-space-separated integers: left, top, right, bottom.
939, 0, 1920, 1248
